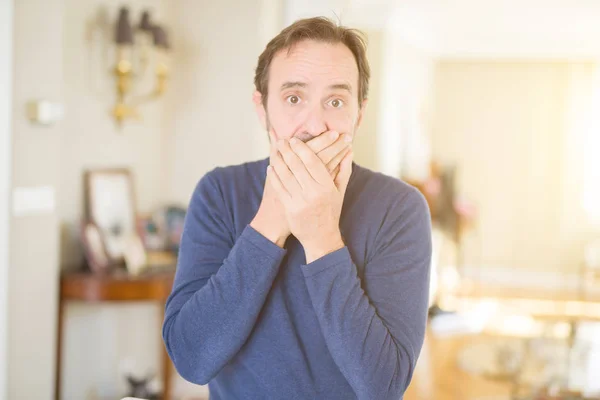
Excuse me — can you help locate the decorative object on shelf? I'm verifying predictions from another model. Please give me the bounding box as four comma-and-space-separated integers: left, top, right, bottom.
112, 6, 171, 125
413, 161, 477, 243
80, 220, 112, 273
123, 233, 148, 275
119, 357, 162, 400
137, 213, 165, 251
405, 161, 477, 274
153, 205, 187, 253
136, 206, 186, 255
84, 168, 137, 264
124, 372, 161, 400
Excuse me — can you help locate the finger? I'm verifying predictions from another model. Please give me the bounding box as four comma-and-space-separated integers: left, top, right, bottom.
305, 130, 339, 154
288, 138, 331, 185
271, 147, 303, 196
278, 139, 317, 190
267, 165, 291, 203
326, 146, 351, 173
330, 164, 341, 179
335, 149, 354, 194
317, 133, 352, 166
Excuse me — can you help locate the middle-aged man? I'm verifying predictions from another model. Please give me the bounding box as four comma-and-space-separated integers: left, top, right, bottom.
163, 17, 432, 400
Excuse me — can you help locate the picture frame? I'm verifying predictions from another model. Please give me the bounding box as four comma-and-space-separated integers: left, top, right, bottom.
84, 168, 137, 264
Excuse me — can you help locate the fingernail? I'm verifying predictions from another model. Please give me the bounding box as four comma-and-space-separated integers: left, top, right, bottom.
344, 134, 353, 143
330, 131, 339, 139
290, 137, 299, 145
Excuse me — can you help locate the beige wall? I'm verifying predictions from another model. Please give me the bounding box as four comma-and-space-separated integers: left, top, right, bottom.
351, 29, 383, 171
431, 61, 597, 273
9, 0, 64, 399
164, 0, 279, 206
1, 1, 13, 398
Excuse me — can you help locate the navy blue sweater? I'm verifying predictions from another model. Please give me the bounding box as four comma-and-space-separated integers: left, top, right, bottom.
162, 158, 432, 400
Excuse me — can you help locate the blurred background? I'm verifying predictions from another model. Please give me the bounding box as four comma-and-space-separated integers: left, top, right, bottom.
1, 0, 600, 399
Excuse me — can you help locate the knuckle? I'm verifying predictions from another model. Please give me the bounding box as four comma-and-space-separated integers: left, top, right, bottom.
306, 153, 320, 168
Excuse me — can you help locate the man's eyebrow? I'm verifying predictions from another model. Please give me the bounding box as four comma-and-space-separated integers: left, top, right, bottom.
279, 82, 353, 93
329, 83, 352, 93
280, 81, 307, 91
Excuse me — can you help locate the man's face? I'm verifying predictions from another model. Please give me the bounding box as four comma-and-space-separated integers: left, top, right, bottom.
254, 40, 367, 143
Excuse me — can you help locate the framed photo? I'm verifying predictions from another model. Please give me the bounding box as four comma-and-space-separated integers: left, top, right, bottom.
80, 220, 112, 273
84, 169, 137, 264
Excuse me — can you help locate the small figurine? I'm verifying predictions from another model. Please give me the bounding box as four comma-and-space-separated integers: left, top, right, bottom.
124, 372, 161, 400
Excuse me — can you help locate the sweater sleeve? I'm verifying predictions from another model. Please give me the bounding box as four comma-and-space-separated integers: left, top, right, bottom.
162, 171, 287, 385
300, 188, 432, 400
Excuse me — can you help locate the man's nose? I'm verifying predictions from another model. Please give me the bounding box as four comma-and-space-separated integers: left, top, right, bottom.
302, 104, 327, 138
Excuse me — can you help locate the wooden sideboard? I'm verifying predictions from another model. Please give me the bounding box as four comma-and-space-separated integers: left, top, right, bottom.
55, 268, 175, 400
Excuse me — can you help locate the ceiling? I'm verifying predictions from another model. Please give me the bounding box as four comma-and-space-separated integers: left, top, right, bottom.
346, 0, 600, 58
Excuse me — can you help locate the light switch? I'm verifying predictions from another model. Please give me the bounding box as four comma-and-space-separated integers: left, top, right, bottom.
26, 100, 65, 126
12, 186, 56, 217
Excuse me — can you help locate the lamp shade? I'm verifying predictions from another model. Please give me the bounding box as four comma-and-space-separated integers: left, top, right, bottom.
138, 11, 153, 32
115, 7, 134, 45
152, 25, 170, 49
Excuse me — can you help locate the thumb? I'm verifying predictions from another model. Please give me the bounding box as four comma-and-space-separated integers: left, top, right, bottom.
334, 149, 353, 193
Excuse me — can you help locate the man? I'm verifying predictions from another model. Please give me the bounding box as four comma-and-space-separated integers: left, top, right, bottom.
163, 17, 431, 400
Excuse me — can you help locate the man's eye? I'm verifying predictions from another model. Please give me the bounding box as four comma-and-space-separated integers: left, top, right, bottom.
328, 99, 344, 108
286, 95, 300, 105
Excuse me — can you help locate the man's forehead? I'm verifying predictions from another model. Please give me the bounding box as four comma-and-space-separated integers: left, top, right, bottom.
269, 40, 359, 91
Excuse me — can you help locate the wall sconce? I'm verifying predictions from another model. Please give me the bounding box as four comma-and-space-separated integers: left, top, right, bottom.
113, 7, 170, 126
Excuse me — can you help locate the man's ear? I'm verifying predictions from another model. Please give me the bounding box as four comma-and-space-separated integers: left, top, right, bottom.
356, 99, 368, 129
253, 90, 267, 130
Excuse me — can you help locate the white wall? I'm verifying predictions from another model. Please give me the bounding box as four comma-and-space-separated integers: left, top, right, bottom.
356, 34, 435, 177
9, 0, 64, 398
430, 60, 597, 273
165, 0, 282, 206
378, 36, 435, 179
283, 0, 348, 25
0, 1, 13, 399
